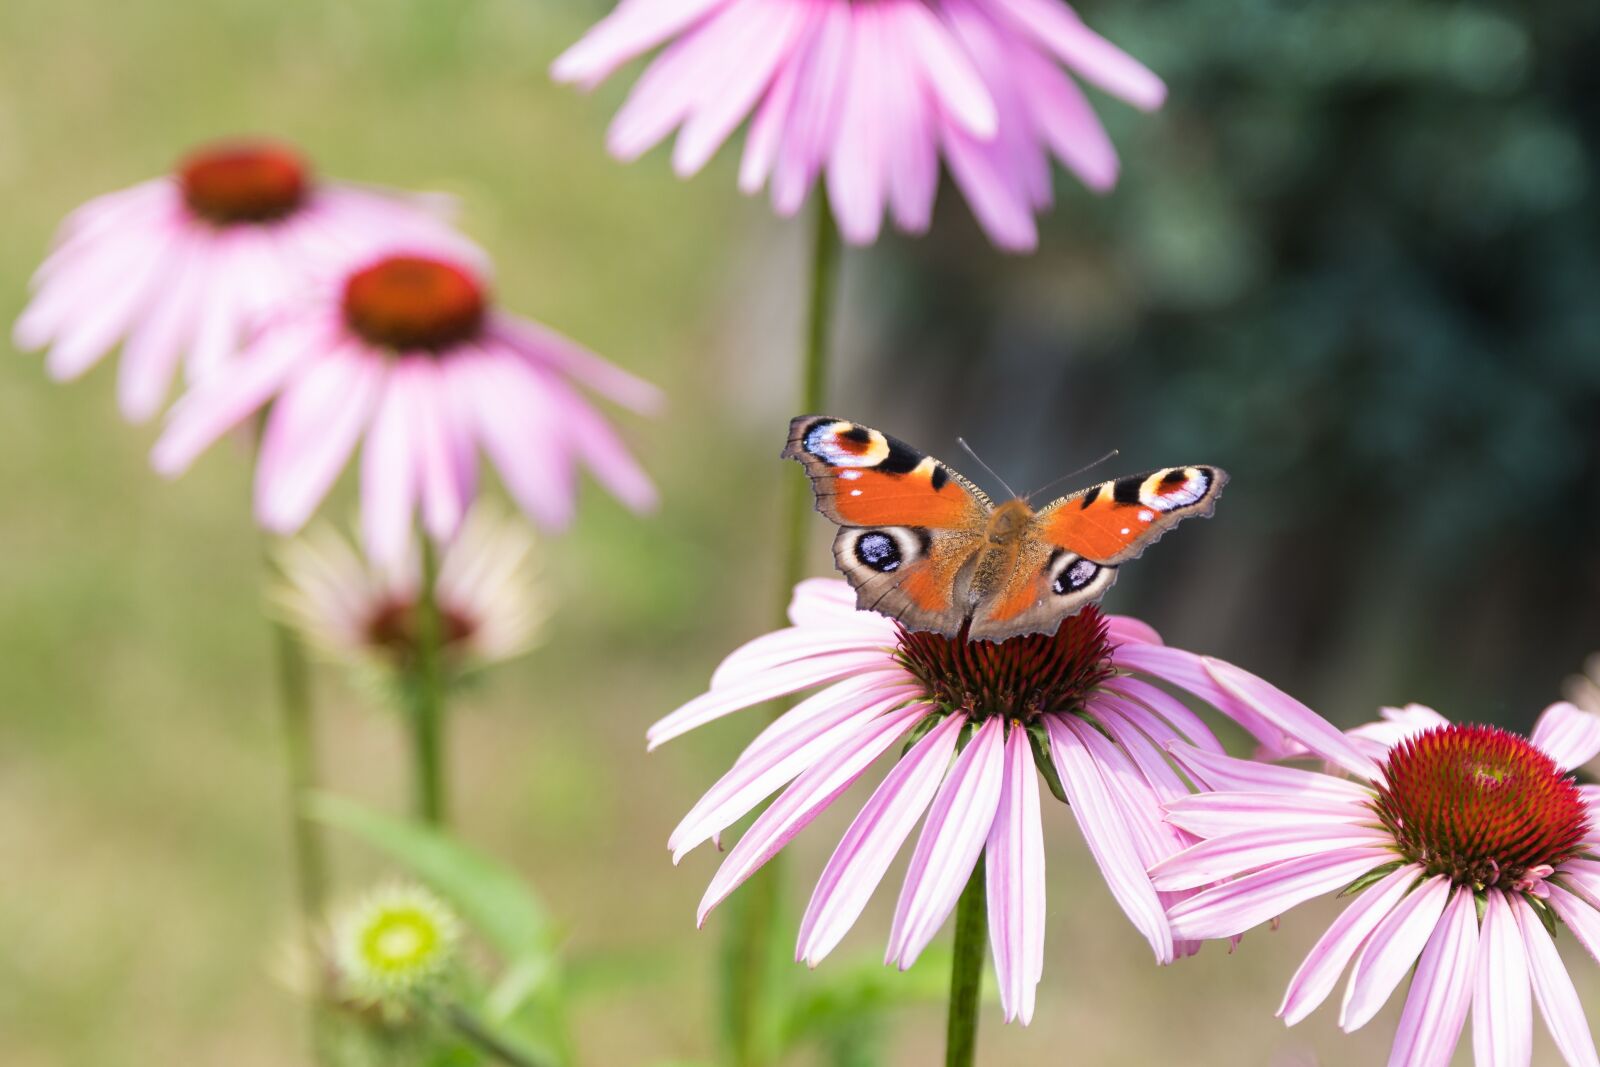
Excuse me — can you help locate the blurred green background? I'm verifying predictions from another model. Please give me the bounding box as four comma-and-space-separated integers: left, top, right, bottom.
1, 0, 1597, 1065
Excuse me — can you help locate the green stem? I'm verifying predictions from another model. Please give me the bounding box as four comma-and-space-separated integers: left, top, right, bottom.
442, 1002, 554, 1067
721, 199, 842, 1067
268, 606, 335, 1063
778, 196, 842, 615
945, 857, 988, 1067
411, 534, 448, 826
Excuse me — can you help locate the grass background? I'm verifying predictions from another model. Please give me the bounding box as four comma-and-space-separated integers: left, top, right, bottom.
1, 1, 1596, 1065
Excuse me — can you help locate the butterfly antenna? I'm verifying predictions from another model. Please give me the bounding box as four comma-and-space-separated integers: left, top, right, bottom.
956, 436, 1021, 500
1024, 448, 1121, 505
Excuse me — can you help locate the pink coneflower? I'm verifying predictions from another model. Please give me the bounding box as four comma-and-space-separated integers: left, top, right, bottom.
14, 140, 455, 422
552, 0, 1166, 252
651, 578, 1361, 1022
1150, 698, 1600, 1067
151, 241, 661, 564
273, 501, 547, 678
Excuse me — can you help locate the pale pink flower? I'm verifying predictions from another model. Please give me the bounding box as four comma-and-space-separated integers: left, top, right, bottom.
273, 500, 548, 676
1150, 698, 1600, 1067
552, 0, 1166, 252
14, 140, 454, 422
651, 578, 1352, 1023
151, 240, 661, 564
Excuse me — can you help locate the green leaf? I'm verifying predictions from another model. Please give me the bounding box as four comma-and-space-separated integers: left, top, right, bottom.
1337, 860, 1405, 898
307, 793, 555, 965
780, 947, 970, 1055
1027, 722, 1069, 805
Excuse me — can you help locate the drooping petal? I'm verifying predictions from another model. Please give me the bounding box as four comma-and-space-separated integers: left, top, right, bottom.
1149, 823, 1393, 892
887, 716, 1006, 969
987, 0, 1166, 111
551, 0, 731, 89
1529, 702, 1600, 772
1340, 875, 1452, 1032
697, 701, 928, 923
360, 368, 420, 567
711, 626, 896, 691
1166, 742, 1373, 801
797, 713, 964, 966
1205, 658, 1381, 780
1163, 790, 1373, 839
648, 649, 894, 748
669, 684, 916, 859
1472, 890, 1533, 1067
1515, 895, 1600, 1067
1279, 864, 1421, 1026
1046, 714, 1171, 962
1546, 884, 1600, 966
255, 347, 385, 534
1168, 848, 1395, 944
1387, 886, 1478, 1067
986, 723, 1046, 1024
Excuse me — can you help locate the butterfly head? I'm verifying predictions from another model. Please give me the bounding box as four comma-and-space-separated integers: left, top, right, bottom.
985, 498, 1035, 545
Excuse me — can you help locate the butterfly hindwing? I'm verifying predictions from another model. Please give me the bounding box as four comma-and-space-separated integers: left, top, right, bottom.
785, 416, 990, 636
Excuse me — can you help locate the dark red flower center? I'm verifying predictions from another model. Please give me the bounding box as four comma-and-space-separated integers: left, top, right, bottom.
896, 608, 1116, 721
365, 598, 476, 663
180, 142, 308, 224
342, 255, 487, 352
1373, 724, 1589, 890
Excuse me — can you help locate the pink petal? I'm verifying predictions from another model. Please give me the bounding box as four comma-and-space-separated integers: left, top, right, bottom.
1149, 823, 1393, 893
987, 0, 1166, 111
1278, 864, 1421, 1026
400, 359, 469, 543
711, 627, 895, 690
735, 679, 922, 771
459, 348, 575, 530
940, 117, 1039, 253
1101, 677, 1224, 753
557, 376, 659, 513
151, 318, 324, 477
877, 3, 938, 233
117, 234, 206, 421
696, 701, 928, 924
550, 0, 731, 88
901, 0, 997, 138
1013, 44, 1118, 193
1529, 701, 1600, 771
986, 724, 1046, 1024
826, 2, 889, 245
771, 5, 851, 217
1169, 848, 1395, 944
359, 369, 419, 568
1165, 742, 1373, 801
674, 0, 808, 176
887, 716, 1005, 969
667, 683, 917, 859
1112, 642, 1288, 753
1546, 884, 1600, 966
1388, 886, 1478, 1067
1472, 890, 1532, 1067
648, 650, 895, 749
492, 317, 664, 416
1515, 896, 1600, 1067
1046, 714, 1171, 962
1162, 791, 1372, 839
255, 347, 384, 533
1340, 874, 1452, 1032
738, 25, 808, 193
1106, 615, 1162, 646
1204, 658, 1381, 781
797, 713, 964, 965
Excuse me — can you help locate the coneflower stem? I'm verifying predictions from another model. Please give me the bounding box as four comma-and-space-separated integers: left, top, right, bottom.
945, 857, 988, 1067
723, 200, 842, 1067
411, 534, 448, 825
267, 607, 335, 1063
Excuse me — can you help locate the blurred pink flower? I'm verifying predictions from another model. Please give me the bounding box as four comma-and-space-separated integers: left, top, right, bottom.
651, 578, 1342, 1023
1151, 699, 1600, 1067
552, 0, 1165, 252
14, 140, 454, 422
152, 242, 661, 564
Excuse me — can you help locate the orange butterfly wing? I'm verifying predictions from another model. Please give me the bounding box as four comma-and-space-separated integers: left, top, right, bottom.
967, 466, 1227, 641
784, 416, 988, 634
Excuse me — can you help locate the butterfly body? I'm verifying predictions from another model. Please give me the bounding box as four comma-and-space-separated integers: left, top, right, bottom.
784, 416, 1227, 642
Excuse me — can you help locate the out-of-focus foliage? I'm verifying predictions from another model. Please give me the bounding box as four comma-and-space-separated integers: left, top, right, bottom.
863, 0, 1600, 720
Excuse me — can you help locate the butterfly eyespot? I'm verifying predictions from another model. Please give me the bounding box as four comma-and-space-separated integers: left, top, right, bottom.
855, 531, 902, 573
1051, 556, 1100, 596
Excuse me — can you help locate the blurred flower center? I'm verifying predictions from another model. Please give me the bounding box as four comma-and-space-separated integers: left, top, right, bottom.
342, 255, 487, 351
364, 597, 477, 663
337, 886, 459, 997
1373, 724, 1588, 890
895, 607, 1116, 721
179, 142, 307, 224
